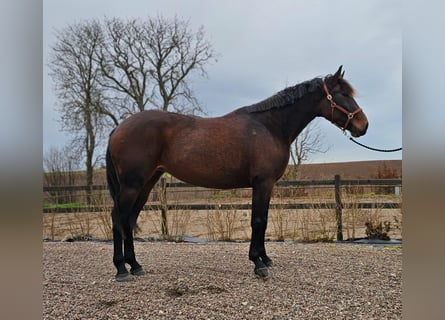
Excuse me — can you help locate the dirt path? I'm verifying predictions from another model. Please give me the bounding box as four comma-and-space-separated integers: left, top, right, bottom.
43, 241, 401, 319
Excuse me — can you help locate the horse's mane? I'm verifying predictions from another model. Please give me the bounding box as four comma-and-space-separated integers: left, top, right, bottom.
239, 77, 325, 114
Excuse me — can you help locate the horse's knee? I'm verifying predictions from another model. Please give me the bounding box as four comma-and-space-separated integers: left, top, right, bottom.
251, 215, 267, 228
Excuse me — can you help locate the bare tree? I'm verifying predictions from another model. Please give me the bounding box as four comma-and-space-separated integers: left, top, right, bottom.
48, 20, 109, 195
289, 121, 330, 177
97, 15, 217, 116
43, 145, 81, 204
43, 145, 80, 182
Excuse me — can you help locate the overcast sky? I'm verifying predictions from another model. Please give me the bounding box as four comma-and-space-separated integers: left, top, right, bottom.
43, 0, 402, 164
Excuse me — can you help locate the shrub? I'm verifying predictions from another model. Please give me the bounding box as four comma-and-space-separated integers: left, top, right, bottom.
365, 220, 391, 240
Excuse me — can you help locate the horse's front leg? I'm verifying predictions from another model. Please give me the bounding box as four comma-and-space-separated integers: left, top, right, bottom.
249, 179, 274, 278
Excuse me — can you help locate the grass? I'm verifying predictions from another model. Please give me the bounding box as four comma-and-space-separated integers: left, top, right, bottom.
44, 202, 84, 210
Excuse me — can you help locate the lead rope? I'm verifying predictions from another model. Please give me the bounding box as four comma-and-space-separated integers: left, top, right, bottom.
347, 135, 402, 152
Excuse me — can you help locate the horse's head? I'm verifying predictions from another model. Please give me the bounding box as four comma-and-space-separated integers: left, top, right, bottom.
320, 66, 368, 137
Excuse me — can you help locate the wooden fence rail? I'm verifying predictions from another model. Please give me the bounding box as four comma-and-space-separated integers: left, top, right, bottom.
43, 201, 401, 214
43, 178, 402, 192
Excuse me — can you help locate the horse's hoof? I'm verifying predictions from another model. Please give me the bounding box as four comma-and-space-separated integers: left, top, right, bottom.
130, 267, 146, 276
262, 258, 273, 267
115, 272, 133, 282
254, 267, 269, 279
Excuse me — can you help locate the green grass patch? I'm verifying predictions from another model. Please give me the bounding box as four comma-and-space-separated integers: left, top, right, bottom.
43, 202, 84, 210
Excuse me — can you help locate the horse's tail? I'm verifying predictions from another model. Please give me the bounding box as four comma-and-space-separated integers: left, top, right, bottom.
106, 129, 123, 236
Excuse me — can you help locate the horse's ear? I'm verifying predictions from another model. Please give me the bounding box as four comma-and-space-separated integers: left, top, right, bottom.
334, 65, 343, 80
341, 70, 345, 78
326, 65, 343, 86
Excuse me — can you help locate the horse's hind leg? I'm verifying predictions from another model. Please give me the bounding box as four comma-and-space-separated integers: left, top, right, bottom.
122, 171, 164, 277
112, 206, 129, 281
112, 186, 140, 281
122, 212, 143, 276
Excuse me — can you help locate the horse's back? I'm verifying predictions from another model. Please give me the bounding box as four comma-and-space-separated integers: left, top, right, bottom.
113, 109, 190, 132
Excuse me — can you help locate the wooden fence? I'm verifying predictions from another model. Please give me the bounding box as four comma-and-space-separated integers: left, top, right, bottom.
43, 176, 402, 212
43, 176, 401, 241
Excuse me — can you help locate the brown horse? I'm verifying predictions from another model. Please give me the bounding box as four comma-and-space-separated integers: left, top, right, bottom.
106, 66, 368, 281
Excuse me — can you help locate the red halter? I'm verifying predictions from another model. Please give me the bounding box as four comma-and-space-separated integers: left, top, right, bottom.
323, 83, 362, 132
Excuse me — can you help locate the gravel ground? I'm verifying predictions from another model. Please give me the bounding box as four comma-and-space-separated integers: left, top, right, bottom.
43, 241, 401, 319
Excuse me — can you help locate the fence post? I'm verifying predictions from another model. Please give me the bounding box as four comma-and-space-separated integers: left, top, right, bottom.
160, 177, 169, 238
334, 174, 343, 241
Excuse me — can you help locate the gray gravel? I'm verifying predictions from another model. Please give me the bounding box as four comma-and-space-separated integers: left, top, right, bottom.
43, 241, 401, 319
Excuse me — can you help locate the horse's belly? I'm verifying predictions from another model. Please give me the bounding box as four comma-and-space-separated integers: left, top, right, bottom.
165, 165, 251, 189
162, 152, 251, 189
175, 174, 250, 189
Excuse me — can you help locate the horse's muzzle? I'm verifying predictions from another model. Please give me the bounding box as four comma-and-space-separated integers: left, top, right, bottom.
351, 121, 368, 137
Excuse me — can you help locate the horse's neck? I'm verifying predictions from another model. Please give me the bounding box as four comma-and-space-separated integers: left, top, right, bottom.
286, 107, 318, 144
256, 98, 319, 145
